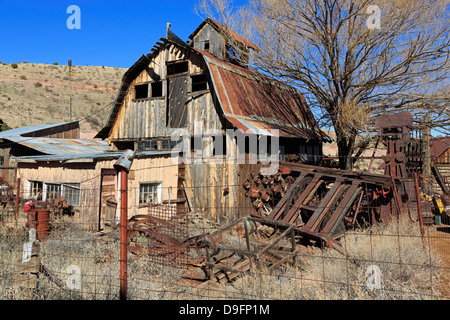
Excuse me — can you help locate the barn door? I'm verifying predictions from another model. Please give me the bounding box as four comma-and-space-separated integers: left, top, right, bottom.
167, 76, 188, 128
99, 169, 117, 230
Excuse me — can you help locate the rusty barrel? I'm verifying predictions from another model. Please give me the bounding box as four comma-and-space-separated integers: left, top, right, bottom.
35, 209, 51, 240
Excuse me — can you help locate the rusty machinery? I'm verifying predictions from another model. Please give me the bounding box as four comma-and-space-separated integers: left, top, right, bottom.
0, 181, 16, 217
244, 111, 432, 248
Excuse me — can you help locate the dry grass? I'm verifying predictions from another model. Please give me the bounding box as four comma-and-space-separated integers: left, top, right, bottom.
0, 62, 126, 133
225, 215, 443, 300
0, 213, 445, 300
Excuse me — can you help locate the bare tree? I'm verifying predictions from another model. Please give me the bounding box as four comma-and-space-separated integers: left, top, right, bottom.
196, 0, 450, 170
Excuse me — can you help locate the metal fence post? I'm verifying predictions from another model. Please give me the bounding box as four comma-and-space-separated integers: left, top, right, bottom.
119, 169, 128, 300
114, 150, 135, 301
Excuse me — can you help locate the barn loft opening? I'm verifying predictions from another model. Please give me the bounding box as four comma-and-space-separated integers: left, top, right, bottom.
135, 83, 149, 99
204, 40, 210, 52
167, 60, 189, 76
151, 81, 163, 97
191, 74, 208, 92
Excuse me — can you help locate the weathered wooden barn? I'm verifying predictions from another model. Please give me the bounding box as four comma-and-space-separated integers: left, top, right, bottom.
94, 18, 330, 223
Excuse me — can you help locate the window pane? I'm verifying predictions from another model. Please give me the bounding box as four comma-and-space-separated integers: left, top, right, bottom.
139, 183, 159, 205
63, 184, 80, 206
46, 184, 61, 202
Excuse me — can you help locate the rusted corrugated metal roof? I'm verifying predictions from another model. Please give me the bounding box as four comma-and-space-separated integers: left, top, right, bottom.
2, 136, 110, 155
430, 137, 450, 160
199, 49, 330, 140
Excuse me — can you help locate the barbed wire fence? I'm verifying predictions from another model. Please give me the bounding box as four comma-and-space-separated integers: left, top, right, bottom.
0, 165, 449, 302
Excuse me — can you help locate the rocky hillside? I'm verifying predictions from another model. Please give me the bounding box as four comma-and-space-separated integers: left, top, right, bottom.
0, 61, 126, 136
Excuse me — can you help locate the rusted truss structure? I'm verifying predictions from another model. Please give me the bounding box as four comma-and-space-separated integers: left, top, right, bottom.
249, 162, 409, 248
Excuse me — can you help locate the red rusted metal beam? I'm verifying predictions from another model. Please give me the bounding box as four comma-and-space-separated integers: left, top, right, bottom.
119, 170, 128, 300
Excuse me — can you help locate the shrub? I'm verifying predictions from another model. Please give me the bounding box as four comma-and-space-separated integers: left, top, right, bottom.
11, 63, 18, 69
34, 82, 43, 88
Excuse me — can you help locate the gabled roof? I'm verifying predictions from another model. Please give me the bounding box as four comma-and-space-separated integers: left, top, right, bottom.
189, 17, 259, 51
0, 120, 79, 139
95, 22, 329, 142
430, 137, 450, 160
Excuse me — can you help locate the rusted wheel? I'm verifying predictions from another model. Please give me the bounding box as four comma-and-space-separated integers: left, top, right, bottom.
190, 233, 217, 259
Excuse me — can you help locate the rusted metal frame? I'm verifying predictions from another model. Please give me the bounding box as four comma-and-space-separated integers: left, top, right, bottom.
215, 244, 257, 258
390, 175, 404, 217
267, 171, 308, 221
280, 174, 324, 223
319, 182, 363, 238
258, 224, 295, 258
267, 248, 300, 271
302, 178, 345, 233
351, 189, 365, 225
294, 227, 332, 247
247, 216, 294, 229
413, 173, 426, 247
15, 177, 20, 228
281, 161, 396, 187
210, 217, 245, 238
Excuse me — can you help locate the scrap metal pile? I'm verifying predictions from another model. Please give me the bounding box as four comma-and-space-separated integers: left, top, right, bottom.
126, 111, 437, 287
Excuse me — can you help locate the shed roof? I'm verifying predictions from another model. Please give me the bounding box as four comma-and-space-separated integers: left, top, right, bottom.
1, 136, 110, 155
14, 149, 176, 163
0, 120, 79, 138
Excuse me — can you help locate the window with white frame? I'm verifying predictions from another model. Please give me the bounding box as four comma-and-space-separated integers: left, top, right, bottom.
46, 183, 61, 202
29, 181, 81, 206
139, 182, 161, 206
62, 184, 81, 206
29, 181, 43, 201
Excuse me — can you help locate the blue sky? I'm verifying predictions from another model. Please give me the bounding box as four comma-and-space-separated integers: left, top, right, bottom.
0, 0, 207, 68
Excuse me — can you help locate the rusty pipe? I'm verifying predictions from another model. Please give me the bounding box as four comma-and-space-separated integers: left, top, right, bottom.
119, 169, 128, 300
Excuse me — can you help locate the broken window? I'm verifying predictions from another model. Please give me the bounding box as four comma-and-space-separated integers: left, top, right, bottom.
151, 81, 163, 98
161, 139, 181, 150
167, 61, 188, 76
204, 41, 210, 52
139, 182, 161, 206
191, 74, 208, 92
137, 140, 158, 151
135, 83, 149, 99
29, 181, 43, 201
